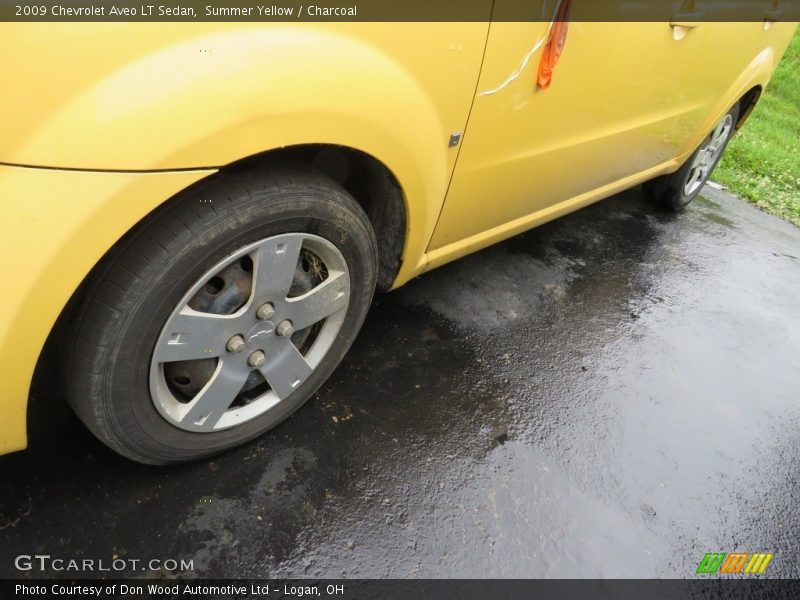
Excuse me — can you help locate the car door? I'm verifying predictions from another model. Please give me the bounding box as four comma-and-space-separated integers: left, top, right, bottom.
426, 3, 709, 261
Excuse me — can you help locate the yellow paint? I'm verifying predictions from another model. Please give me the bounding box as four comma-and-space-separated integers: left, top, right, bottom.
0, 18, 795, 454
0, 22, 490, 288
428, 19, 797, 252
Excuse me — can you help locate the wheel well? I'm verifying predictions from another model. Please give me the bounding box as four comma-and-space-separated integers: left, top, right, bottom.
735, 85, 762, 130
224, 145, 407, 291
31, 144, 407, 423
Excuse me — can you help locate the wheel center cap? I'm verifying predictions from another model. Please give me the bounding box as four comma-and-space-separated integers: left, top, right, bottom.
246, 321, 275, 349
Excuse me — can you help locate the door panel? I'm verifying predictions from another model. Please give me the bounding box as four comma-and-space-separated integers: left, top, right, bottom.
428, 15, 714, 251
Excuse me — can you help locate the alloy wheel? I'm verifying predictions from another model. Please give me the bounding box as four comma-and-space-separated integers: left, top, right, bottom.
148, 233, 350, 432
683, 114, 734, 196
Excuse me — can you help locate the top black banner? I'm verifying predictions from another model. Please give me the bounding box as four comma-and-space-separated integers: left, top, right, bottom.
1, 0, 799, 22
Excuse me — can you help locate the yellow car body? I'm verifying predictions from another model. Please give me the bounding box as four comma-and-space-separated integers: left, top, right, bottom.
0, 18, 796, 455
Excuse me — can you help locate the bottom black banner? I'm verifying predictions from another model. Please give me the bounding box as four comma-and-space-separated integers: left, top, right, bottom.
4, 579, 800, 600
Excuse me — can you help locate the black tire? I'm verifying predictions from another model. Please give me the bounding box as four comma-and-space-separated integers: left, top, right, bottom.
64, 167, 378, 464
643, 103, 740, 211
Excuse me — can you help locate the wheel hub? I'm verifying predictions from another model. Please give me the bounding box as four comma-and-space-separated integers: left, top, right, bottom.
245, 321, 275, 350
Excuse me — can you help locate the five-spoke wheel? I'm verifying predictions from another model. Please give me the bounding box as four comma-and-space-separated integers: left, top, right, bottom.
65, 168, 377, 464
683, 113, 734, 197
150, 233, 350, 432
643, 103, 740, 211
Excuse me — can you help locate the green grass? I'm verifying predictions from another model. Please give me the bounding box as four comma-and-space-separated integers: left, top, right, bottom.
713, 30, 800, 226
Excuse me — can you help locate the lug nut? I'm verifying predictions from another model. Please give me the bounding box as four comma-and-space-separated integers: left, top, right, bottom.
226, 334, 246, 354
248, 350, 266, 368
276, 320, 294, 337
256, 302, 275, 321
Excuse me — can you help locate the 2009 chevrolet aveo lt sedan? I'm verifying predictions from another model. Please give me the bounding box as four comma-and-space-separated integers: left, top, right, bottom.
0, 13, 796, 463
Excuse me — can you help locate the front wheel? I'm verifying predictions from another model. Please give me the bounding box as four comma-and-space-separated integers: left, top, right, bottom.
643, 103, 740, 211
64, 168, 378, 464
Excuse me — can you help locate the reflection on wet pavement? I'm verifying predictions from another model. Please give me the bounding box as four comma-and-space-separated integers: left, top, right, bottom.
2, 186, 799, 578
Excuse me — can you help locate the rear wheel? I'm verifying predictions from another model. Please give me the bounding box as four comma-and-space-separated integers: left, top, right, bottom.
643, 103, 740, 211
65, 168, 377, 464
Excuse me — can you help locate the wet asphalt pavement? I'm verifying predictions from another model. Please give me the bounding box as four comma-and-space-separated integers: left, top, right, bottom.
2, 185, 800, 579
